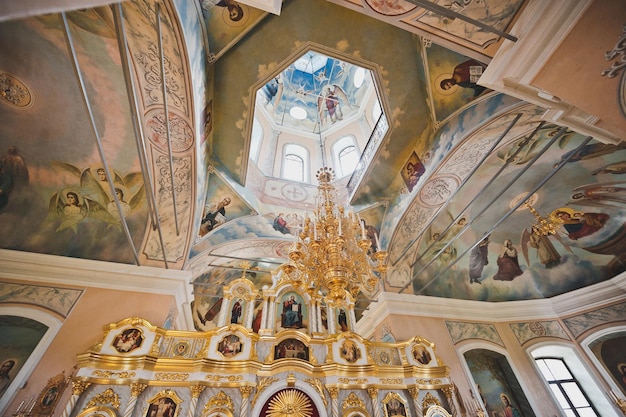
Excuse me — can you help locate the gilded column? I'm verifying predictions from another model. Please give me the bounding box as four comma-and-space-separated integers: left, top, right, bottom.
187, 385, 205, 417
408, 386, 423, 417
442, 386, 458, 417
327, 387, 339, 417
368, 388, 382, 417
122, 383, 148, 417
239, 386, 255, 417
61, 380, 91, 417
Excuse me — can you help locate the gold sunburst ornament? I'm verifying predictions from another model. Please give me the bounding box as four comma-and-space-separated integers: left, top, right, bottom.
267, 389, 313, 417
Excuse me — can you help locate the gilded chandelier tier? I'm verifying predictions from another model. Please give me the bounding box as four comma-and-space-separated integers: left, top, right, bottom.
285, 167, 387, 304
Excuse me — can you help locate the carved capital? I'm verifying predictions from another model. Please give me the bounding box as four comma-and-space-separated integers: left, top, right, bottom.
326, 387, 339, 399
190, 385, 205, 398
240, 386, 255, 398
130, 383, 148, 397
441, 386, 453, 398
71, 380, 91, 395
408, 386, 420, 399
367, 387, 379, 399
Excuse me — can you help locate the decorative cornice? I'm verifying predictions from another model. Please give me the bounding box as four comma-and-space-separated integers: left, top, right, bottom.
357, 271, 626, 337
0, 249, 194, 329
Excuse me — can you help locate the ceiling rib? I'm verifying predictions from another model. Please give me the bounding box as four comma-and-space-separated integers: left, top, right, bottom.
408, 118, 546, 269
414, 134, 593, 296
401, 125, 570, 294
156, 3, 181, 237
403, 0, 519, 42
392, 112, 525, 267
113, 3, 170, 267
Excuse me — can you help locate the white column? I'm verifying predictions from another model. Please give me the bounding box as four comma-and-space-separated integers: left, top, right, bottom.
244, 298, 255, 328
122, 383, 147, 417
368, 388, 382, 417
239, 386, 254, 417
316, 301, 323, 333
188, 385, 205, 417
409, 386, 423, 417
327, 307, 336, 334
267, 297, 276, 330
348, 305, 356, 331
443, 386, 459, 417
309, 299, 317, 332
259, 296, 269, 330
327, 387, 339, 417
60, 381, 91, 417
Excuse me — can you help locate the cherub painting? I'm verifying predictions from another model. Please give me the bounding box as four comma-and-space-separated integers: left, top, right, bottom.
46, 162, 144, 232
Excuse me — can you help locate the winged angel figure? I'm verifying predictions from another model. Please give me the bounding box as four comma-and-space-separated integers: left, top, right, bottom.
520, 226, 570, 269
317, 84, 352, 126
46, 162, 145, 232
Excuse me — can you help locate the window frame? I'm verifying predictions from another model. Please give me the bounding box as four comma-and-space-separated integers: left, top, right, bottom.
282, 143, 308, 183
332, 135, 359, 178
534, 356, 600, 417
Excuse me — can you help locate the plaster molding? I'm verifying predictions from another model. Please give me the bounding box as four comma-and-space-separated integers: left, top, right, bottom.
479, 0, 623, 144
0, 249, 194, 328
237, 0, 282, 15
358, 271, 626, 337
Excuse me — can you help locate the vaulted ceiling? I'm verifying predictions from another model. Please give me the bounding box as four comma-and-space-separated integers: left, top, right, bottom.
1, 0, 625, 329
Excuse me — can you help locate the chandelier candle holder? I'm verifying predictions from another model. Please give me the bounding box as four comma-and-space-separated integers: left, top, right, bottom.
285, 167, 387, 305
524, 201, 559, 236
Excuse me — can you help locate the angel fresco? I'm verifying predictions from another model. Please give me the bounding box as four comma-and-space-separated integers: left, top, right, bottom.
496, 125, 575, 166
553, 141, 626, 168
592, 160, 626, 175
520, 226, 562, 269
318, 84, 351, 126
46, 162, 144, 232
568, 181, 626, 208
46, 189, 114, 232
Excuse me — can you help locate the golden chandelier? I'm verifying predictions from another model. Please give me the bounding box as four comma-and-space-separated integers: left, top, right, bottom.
524, 200, 559, 236
284, 167, 387, 305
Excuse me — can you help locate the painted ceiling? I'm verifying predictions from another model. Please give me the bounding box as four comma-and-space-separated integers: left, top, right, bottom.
0, 0, 625, 328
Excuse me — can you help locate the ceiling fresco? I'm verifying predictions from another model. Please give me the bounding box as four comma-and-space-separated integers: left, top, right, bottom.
1, 0, 625, 327
255, 50, 377, 134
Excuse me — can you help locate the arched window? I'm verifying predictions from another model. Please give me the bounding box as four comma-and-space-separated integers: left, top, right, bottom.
534, 357, 600, 417
372, 98, 382, 124
333, 136, 359, 178
249, 118, 263, 163
530, 344, 615, 417
282, 144, 307, 182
